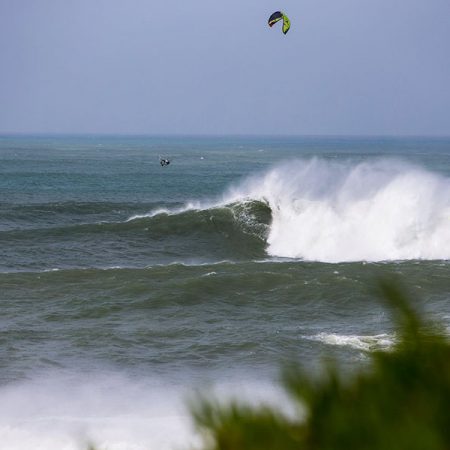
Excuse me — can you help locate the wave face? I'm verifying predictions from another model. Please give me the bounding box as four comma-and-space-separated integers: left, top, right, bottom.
0, 200, 272, 271
221, 158, 450, 262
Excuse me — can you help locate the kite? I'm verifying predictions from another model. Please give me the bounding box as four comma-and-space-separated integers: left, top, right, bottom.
268, 11, 291, 35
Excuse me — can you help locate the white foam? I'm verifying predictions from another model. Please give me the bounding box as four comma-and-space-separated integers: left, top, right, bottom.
126, 209, 170, 221
307, 332, 395, 351
126, 201, 205, 222
223, 158, 450, 262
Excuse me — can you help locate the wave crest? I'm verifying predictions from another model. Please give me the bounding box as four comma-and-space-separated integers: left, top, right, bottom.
223, 158, 450, 262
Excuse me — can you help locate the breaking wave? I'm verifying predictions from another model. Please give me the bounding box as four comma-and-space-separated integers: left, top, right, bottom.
220, 158, 450, 262
307, 332, 396, 352
132, 157, 449, 262
3, 158, 449, 265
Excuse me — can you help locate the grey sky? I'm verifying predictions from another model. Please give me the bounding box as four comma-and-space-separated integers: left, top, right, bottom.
0, 0, 449, 135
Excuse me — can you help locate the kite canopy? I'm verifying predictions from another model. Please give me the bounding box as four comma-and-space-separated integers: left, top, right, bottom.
268, 11, 290, 34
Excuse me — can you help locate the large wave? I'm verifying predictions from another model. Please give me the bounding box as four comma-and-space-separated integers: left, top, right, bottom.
220, 158, 449, 262
12, 158, 446, 266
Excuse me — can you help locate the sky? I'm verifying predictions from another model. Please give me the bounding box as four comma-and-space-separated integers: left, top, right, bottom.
0, 0, 449, 136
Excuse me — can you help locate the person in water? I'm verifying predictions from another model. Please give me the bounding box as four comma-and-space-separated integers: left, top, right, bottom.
160, 158, 170, 166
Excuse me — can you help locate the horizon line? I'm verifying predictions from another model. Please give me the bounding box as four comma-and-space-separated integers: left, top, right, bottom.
1, 132, 450, 140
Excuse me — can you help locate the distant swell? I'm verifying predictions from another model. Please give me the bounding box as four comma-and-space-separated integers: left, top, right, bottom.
221, 158, 450, 262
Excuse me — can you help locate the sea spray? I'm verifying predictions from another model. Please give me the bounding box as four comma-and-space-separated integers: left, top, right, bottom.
0, 373, 194, 450
0, 372, 287, 450
223, 158, 450, 262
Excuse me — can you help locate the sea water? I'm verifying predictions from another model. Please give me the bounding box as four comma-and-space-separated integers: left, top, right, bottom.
0, 135, 449, 449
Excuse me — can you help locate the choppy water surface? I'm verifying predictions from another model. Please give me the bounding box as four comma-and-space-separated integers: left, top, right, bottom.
1, 136, 449, 449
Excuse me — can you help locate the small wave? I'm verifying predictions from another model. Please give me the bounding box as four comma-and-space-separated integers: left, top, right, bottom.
307, 332, 395, 352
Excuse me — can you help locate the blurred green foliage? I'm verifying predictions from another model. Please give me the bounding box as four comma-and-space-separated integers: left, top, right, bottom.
191, 279, 450, 450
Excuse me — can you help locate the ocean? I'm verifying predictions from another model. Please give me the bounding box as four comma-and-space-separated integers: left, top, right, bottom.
0, 135, 449, 449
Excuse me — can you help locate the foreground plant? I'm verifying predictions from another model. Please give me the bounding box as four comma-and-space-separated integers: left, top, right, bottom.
191, 279, 450, 450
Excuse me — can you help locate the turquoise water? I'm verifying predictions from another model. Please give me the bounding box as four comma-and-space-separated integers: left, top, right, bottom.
0, 135, 449, 449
